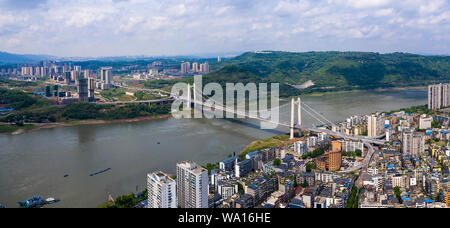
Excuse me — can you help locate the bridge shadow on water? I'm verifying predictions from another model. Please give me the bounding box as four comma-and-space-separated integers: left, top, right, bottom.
217, 117, 287, 136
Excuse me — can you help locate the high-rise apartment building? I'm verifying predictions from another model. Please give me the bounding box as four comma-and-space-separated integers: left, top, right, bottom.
147, 171, 177, 208
64, 72, 71, 84
428, 83, 450, 110
83, 69, 90, 79
446, 192, 449, 208
21, 66, 33, 76
367, 115, 377, 137
340, 140, 364, 152
402, 129, 425, 157
176, 161, 209, 208
367, 115, 384, 137
192, 62, 199, 73
181, 62, 190, 74
88, 77, 95, 102
316, 141, 342, 171
78, 78, 89, 102
40, 67, 48, 77
100, 67, 112, 90
327, 150, 342, 171
200, 62, 210, 74
71, 70, 79, 82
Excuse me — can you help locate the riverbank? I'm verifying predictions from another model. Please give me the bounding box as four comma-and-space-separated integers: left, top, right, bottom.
0, 114, 171, 135
305, 86, 427, 97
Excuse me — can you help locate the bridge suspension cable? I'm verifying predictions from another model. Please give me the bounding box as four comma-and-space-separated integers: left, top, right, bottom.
192, 85, 333, 127
300, 101, 336, 127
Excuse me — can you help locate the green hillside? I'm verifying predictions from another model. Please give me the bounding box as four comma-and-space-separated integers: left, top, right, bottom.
201, 51, 450, 97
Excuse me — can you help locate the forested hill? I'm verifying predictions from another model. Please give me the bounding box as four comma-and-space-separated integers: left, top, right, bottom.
204, 51, 450, 97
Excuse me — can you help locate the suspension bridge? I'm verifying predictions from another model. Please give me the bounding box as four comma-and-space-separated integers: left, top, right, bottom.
174, 83, 385, 145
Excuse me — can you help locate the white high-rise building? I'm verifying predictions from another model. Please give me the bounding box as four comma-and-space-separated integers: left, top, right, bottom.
318, 132, 329, 143
200, 62, 210, 74
147, 171, 177, 208
294, 141, 308, 157
100, 67, 112, 89
340, 140, 364, 152
192, 62, 199, 73
367, 115, 377, 137
428, 83, 450, 110
181, 62, 190, 74
367, 115, 384, 137
176, 161, 209, 208
402, 129, 425, 157
307, 136, 318, 148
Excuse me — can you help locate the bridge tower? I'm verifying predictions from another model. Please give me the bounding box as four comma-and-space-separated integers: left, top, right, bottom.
290, 98, 295, 139
290, 97, 302, 139
187, 83, 191, 108
193, 83, 197, 103
298, 97, 302, 127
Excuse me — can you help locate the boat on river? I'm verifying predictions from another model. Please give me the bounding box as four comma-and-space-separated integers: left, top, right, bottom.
89, 168, 111, 176
18, 196, 60, 208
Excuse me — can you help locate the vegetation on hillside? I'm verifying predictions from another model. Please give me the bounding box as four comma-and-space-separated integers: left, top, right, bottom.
0, 88, 171, 125
134, 91, 162, 100
0, 79, 39, 87
0, 88, 37, 109
186, 51, 450, 97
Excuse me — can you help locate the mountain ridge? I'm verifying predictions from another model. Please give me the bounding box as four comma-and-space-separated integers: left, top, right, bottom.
201, 51, 450, 97
0, 51, 54, 65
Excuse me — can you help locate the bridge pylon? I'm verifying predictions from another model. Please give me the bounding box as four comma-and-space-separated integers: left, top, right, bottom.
187, 83, 192, 109
290, 97, 302, 139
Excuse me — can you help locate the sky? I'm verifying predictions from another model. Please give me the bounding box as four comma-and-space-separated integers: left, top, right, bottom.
0, 0, 449, 57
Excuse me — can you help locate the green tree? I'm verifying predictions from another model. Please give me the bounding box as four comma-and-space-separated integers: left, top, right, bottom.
301, 180, 309, 188
393, 186, 402, 203
115, 193, 136, 208
237, 182, 245, 194
273, 159, 281, 166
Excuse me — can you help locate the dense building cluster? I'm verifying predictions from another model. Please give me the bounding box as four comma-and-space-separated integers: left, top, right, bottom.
180, 61, 210, 75
146, 100, 449, 208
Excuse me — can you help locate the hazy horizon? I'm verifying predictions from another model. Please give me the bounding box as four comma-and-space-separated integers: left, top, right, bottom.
2, 50, 450, 60
0, 0, 449, 57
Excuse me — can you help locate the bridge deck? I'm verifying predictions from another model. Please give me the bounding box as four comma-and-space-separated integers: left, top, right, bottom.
178, 96, 385, 145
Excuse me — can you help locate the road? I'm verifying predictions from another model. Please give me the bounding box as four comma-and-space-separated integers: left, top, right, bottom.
178, 95, 386, 145
340, 143, 376, 173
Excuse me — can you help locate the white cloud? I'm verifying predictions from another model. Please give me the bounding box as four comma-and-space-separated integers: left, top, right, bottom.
0, 0, 448, 56
375, 8, 394, 17
331, 0, 391, 9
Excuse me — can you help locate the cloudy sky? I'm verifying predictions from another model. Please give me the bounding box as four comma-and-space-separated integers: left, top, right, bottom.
0, 0, 449, 57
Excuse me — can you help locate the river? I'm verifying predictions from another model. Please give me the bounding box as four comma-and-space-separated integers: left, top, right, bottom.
0, 88, 427, 207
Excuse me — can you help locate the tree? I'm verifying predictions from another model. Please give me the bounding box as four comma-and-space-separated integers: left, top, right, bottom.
306, 163, 316, 172
115, 193, 136, 208
301, 180, 309, 188
393, 186, 402, 203
431, 121, 441, 129
273, 159, 281, 166
237, 182, 245, 194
